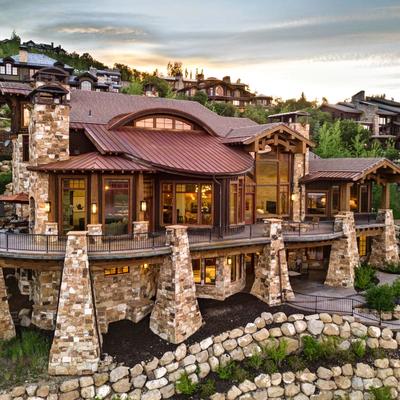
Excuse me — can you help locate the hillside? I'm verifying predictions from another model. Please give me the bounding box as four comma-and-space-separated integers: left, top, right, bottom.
0, 32, 108, 72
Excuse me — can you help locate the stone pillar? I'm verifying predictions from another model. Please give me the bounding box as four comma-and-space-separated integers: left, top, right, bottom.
251, 219, 294, 305
292, 153, 306, 222
31, 270, 61, 330
150, 225, 202, 344
325, 212, 359, 288
0, 267, 16, 340
369, 209, 399, 267
133, 221, 149, 236
48, 231, 100, 375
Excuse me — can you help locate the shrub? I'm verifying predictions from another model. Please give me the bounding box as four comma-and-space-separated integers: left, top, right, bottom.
262, 359, 278, 374
175, 372, 198, 395
287, 355, 306, 372
366, 284, 396, 312
383, 262, 400, 274
199, 379, 216, 398
262, 339, 288, 367
216, 360, 237, 380
369, 386, 394, 400
391, 278, 400, 298
232, 366, 251, 383
302, 335, 322, 361
0, 171, 11, 194
350, 339, 366, 358
355, 264, 377, 291
246, 353, 263, 371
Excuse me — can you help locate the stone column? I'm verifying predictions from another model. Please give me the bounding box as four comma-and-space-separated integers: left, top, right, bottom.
369, 209, 399, 267
251, 219, 294, 305
48, 231, 100, 375
325, 212, 359, 288
0, 267, 16, 340
150, 225, 202, 344
292, 153, 306, 222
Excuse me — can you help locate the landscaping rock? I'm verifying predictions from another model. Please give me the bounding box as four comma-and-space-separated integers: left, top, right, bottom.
323, 323, 340, 336
238, 380, 257, 393
175, 344, 187, 361
200, 337, 213, 350
227, 385, 242, 399
59, 380, 79, 393
160, 352, 175, 366
317, 367, 333, 380
355, 363, 375, 379
261, 312, 273, 324
273, 312, 287, 323
253, 328, 269, 342
110, 366, 129, 382
350, 322, 368, 337
285, 383, 301, 397
367, 326, 381, 338
267, 385, 285, 397
294, 320, 308, 333
145, 378, 168, 390
229, 328, 243, 339
238, 334, 253, 347
269, 327, 282, 337
254, 374, 271, 388
281, 322, 296, 336
94, 372, 109, 387
80, 385, 95, 399
301, 383, 316, 396
244, 323, 257, 334
307, 319, 324, 335
141, 389, 161, 400
96, 384, 111, 399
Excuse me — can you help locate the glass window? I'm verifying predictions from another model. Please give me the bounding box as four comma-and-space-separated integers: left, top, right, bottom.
104, 179, 130, 235
230, 256, 242, 282
306, 192, 327, 215
201, 184, 212, 225
22, 104, 30, 128
204, 258, 216, 285
81, 80, 92, 91
174, 120, 192, 130
279, 153, 289, 183
22, 135, 29, 162
5, 63, 11, 75
162, 183, 173, 224
176, 183, 198, 224
61, 179, 86, 234
256, 161, 277, 185
0, 66, 5, 74
143, 179, 153, 224
279, 186, 289, 215
229, 183, 237, 224
104, 266, 129, 276
350, 185, 358, 212
155, 117, 173, 129
358, 236, 367, 257
12, 67, 18, 76
192, 259, 201, 284
257, 186, 277, 215
135, 117, 154, 128
332, 186, 340, 214
360, 185, 369, 213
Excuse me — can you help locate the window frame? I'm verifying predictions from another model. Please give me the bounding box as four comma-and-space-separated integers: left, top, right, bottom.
192, 257, 217, 286
305, 190, 329, 216
229, 177, 245, 226
134, 115, 193, 131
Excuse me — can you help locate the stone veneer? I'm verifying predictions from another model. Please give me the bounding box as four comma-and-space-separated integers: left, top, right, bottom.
31, 270, 61, 331
369, 209, 400, 267
48, 231, 100, 376
251, 219, 294, 305
0, 267, 16, 340
325, 212, 359, 288
292, 153, 306, 222
2, 312, 400, 400
92, 264, 158, 334
150, 225, 203, 344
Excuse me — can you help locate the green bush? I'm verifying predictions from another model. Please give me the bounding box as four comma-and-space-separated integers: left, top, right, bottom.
287, 355, 306, 372
246, 353, 263, 370
369, 386, 394, 400
366, 284, 396, 312
350, 339, 366, 358
391, 278, 400, 298
0, 171, 12, 194
262, 359, 278, 374
216, 360, 237, 380
199, 379, 216, 398
175, 372, 198, 395
262, 339, 288, 367
302, 336, 338, 362
232, 366, 251, 383
355, 264, 377, 291
383, 262, 400, 274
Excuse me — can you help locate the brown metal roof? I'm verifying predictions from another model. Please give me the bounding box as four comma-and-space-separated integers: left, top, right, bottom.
82, 124, 253, 175
28, 152, 152, 173
69, 90, 257, 137
321, 103, 363, 114
302, 157, 400, 183
0, 82, 31, 97
0, 193, 29, 203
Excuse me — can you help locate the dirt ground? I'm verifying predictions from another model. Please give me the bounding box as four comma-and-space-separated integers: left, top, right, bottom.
102, 292, 308, 366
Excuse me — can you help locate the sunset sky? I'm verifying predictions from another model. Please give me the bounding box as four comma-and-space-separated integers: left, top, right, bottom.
1, 0, 400, 102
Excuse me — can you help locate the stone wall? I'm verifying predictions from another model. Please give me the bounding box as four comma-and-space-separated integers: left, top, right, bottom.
292, 153, 306, 222
325, 212, 359, 288
29, 171, 50, 234
92, 264, 158, 334
150, 225, 202, 344
0, 267, 16, 340
369, 209, 400, 267
251, 219, 294, 305
31, 270, 61, 331
2, 312, 400, 400
48, 232, 100, 376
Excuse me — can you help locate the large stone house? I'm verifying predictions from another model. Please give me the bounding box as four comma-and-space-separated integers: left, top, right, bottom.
0, 68, 399, 375
321, 90, 400, 146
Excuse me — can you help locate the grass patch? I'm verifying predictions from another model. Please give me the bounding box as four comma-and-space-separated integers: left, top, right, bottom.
0, 329, 50, 390
369, 386, 394, 400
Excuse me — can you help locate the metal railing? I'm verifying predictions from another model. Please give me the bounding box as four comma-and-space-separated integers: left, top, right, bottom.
281, 220, 336, 236
354, 212, 379, 225
0, 233, 67, 254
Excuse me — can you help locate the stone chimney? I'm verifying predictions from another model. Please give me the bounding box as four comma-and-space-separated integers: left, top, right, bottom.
351, 90, 365, 104
19, 45, 28, 63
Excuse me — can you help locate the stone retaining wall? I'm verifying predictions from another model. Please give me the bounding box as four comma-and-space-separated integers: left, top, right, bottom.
2, 312, 400, 400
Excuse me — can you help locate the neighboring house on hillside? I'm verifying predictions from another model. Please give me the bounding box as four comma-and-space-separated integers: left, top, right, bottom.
321, 90, 400, 146
22, 40, 67, 54
0, 68, 398, 375
69, 67, 121, 92
145, 73, 272, 109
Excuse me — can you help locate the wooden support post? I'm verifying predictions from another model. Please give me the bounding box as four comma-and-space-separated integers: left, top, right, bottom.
90, 174, 99, 224
339, 183, 352, 212
380, 184, 390, 209
135, 172, 144, 221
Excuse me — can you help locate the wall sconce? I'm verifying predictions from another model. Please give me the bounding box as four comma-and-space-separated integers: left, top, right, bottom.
91, 203, 97, 215
227, 257, 232, 266
291, 193, 297, 201
140, 200, 147, 213
44, 202, 51, 213
143, 263, 149, 270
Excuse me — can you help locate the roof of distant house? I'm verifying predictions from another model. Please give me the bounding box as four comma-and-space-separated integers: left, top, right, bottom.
321, 103, 363, 114
0, 53, 72, 70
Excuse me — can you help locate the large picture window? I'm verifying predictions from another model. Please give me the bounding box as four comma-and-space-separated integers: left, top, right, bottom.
61, 178, 87, 234
306, 192, 327, 215
229, 178, 244, 225
255, 149, 291, 218
192, 257, 217, 285
161, 182, 213, 226
104, 178, 131, 235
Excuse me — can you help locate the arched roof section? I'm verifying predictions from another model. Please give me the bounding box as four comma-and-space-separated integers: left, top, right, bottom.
107, 108, 218, 136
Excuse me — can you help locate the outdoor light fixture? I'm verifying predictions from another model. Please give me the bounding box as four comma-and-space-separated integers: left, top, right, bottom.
91, 203, 97, 214
140, 200, 147, 212
44, 202, 51, 213
291, 193, 297, 201
227, 257, 232, 266
143, 263, 149, 270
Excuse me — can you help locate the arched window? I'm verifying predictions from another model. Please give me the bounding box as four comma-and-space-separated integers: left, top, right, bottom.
81, 80, 92, 91
134, 116, 193, 131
